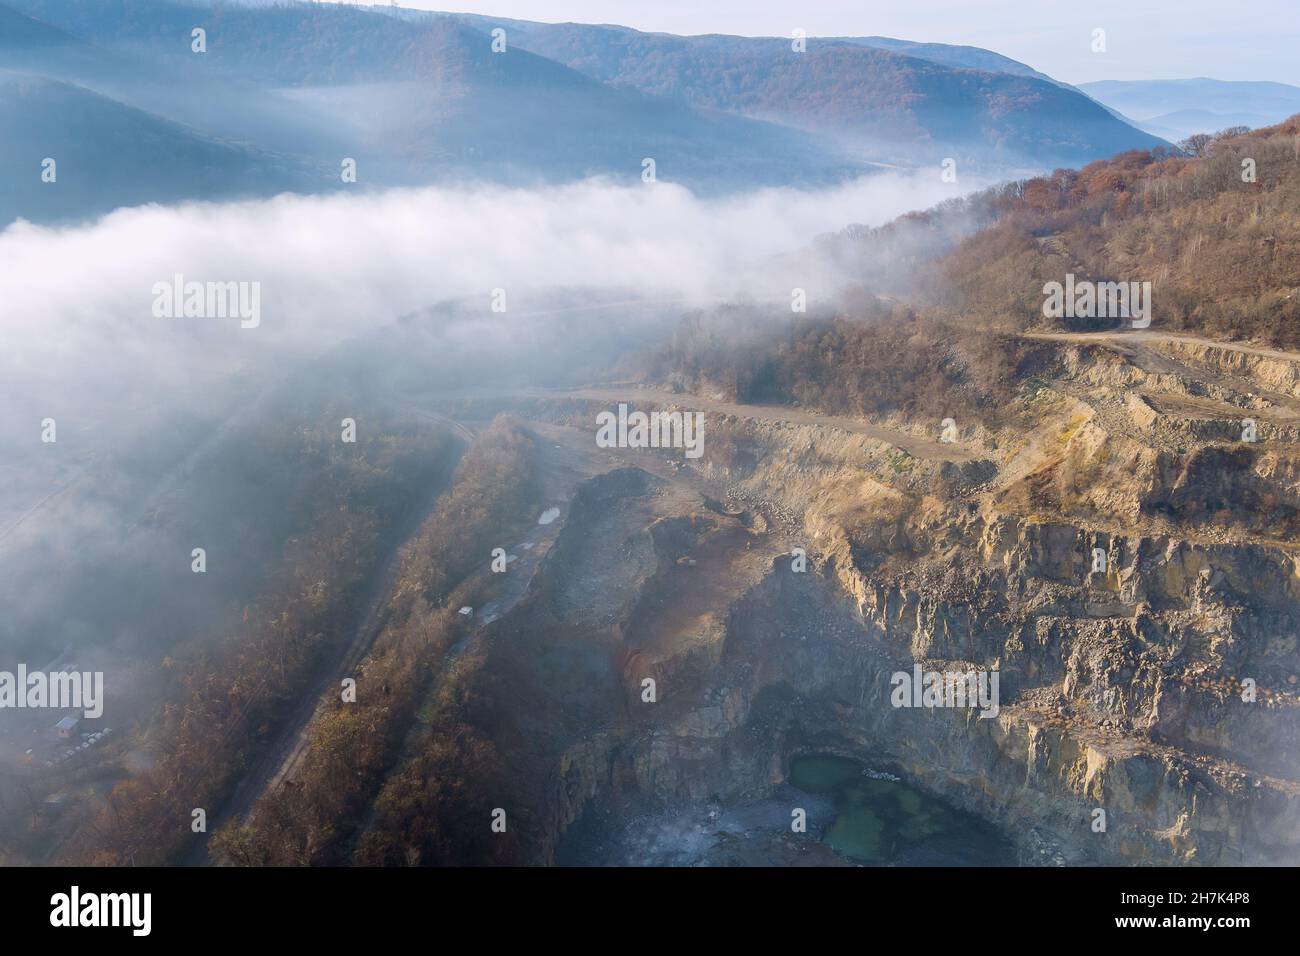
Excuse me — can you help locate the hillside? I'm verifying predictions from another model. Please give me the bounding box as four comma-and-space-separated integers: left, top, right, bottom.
0, 0, 866, 218
775, 114, 1300, 355
0, 72, 318, 223
462, 17, 1166, 167
834, 35, 1055, 81
0, 0, 1174, 225
920, 117, 1300, 347
3, 0, 1166, 182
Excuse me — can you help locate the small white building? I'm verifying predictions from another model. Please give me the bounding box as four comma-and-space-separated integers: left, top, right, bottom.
53, 715, 80, 739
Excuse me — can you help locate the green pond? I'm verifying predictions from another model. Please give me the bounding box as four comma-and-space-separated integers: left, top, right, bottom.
789, 754, 1016, 866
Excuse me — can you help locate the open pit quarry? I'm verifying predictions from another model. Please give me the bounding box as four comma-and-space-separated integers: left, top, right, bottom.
401, 329, 1300, 866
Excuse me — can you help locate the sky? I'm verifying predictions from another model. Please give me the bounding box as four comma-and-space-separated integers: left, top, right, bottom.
327, 0, 1300, 86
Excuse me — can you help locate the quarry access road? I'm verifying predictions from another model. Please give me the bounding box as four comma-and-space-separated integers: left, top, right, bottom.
1025, 329, 1300, 366
527, 385, 983, 463
1025, 329, 1300, 417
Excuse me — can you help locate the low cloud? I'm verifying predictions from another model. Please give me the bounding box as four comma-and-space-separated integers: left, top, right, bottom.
0, 172, 971, 632
0, 171, 968, 362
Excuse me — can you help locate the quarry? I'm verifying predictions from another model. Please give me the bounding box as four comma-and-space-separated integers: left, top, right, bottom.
400, 327, 1300, 866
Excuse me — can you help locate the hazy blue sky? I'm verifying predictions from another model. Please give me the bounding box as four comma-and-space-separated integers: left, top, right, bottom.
337, 1, 1300, 85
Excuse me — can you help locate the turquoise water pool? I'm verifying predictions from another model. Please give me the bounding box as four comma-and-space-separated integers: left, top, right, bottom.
789, 754, 1016, 865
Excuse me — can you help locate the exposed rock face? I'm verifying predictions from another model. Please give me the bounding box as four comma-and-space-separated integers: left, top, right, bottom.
456, 334, 1300, 866
531, 548, 1297, 866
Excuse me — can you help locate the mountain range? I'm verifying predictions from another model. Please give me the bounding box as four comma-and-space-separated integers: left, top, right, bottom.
0, 0, 1175, 225
1081, 77, 1300, 142
458, 16, 1158, 165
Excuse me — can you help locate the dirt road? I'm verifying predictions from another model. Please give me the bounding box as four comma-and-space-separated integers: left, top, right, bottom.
524, 385, 982, 462
1024, 330, 1300, 365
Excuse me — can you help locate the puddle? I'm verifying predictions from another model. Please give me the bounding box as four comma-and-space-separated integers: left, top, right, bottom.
789, 754, 1016, 866
560, 754, 1016, 866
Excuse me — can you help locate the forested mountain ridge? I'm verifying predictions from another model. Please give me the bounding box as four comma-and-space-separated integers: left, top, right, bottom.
0, 0, 1169, 225
454, 15, 1167, 167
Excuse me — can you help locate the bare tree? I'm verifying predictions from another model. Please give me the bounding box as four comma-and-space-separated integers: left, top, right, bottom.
1179, 133, 1213, 157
